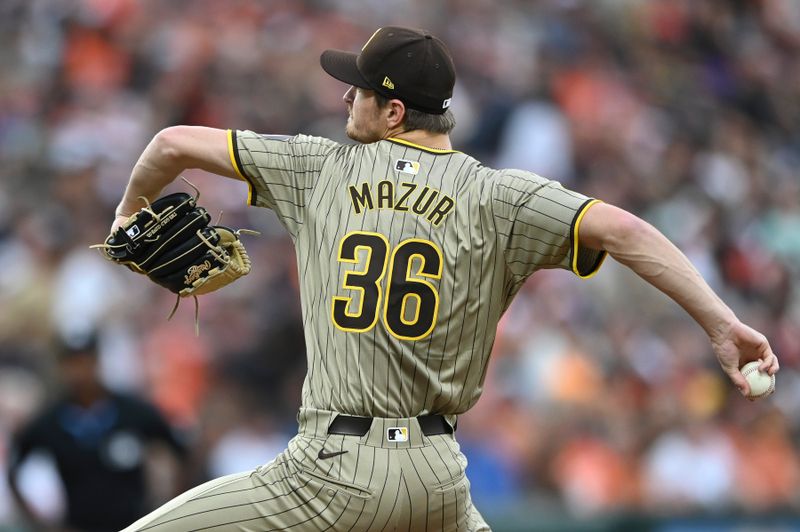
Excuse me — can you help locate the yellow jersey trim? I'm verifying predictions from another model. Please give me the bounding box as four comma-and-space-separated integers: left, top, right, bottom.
227, 129, 246, 180
387, 138, 459, 154
571, 199, 607, 279
227, 129, 255, 206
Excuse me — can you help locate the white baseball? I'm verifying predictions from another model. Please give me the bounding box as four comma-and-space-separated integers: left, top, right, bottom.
741, 360, 775, 399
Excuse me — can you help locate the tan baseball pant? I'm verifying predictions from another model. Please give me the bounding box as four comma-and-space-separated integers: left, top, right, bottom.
123, 408, 490, 531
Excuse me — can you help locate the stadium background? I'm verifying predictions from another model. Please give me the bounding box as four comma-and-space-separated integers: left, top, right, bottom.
1, 0, 799, 530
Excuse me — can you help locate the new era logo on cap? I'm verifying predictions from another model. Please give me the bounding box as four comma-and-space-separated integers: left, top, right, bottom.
383, 76, 395, 90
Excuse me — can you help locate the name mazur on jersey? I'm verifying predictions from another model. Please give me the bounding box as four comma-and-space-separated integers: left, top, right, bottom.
348, 181, 455, 226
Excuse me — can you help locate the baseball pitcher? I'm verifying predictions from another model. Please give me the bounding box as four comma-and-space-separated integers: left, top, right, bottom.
112, 27, 779, 531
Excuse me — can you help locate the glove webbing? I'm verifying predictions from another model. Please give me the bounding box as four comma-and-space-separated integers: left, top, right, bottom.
164, 226, 258, 337
93, 179, 258, 336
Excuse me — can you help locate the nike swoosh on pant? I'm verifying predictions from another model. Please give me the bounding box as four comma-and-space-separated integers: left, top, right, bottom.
318, 449, 349, 460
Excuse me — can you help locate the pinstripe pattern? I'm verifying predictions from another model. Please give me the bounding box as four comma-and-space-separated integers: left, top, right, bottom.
123, 130, 607, 531
232, 131, 605, 418
123, 409, 487, 531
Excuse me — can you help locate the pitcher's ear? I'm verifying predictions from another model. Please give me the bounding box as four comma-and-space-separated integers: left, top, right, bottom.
386, 98, 407, 129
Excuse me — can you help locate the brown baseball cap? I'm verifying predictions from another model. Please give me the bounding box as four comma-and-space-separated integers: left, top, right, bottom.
320, 26, 456, 115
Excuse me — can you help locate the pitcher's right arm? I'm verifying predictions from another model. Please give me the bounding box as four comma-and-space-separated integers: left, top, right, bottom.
113, 126, 235, 231
578, 201, 779, 396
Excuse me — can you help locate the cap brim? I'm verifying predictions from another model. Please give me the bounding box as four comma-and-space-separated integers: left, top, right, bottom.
320, 50, 370, 88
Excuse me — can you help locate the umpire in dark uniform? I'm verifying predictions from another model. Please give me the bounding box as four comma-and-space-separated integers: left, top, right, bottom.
7, 332, 188, 532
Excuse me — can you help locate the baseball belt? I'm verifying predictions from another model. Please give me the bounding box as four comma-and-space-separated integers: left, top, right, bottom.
328, 414, 454, 436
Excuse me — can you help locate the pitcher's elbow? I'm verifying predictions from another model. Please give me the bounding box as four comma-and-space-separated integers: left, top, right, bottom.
604, 209, 653, 253
152, 126, 190, 164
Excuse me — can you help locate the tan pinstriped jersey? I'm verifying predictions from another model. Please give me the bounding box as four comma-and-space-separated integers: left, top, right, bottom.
229, 130, 606, 417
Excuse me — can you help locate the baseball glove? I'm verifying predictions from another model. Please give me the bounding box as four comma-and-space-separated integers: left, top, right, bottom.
94, 183, 257, 316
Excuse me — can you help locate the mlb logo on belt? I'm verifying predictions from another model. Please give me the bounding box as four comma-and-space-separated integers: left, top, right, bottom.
387, 427, 408, 442
395, 159, 420, 175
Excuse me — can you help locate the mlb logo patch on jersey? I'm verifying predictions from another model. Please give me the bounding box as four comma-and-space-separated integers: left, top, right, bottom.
387, 427, 409, 442
395, 159, 420, 175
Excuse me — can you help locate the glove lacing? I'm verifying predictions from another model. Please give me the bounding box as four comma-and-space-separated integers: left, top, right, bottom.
93, 179, 257, 337
167, 224, 260, 337
167, 293, 200, 337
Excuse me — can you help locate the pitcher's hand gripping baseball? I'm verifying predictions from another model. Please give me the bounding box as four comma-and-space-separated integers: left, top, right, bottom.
711, 321, 779, 399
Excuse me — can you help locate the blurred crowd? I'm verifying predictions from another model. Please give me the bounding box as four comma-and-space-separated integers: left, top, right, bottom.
1, 0, 799, 527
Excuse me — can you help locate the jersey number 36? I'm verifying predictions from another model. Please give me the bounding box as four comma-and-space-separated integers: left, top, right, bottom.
332, 231, 442, 341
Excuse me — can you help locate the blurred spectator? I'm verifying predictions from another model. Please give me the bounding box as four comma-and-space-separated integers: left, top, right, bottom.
642, 420, 736, 512
0, 365, 47, 525
7, 331, 188, 532
551, 431, 639, 516
1, 0, 799, 526
206, 409, 288, 479
732, 411, 800, 512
